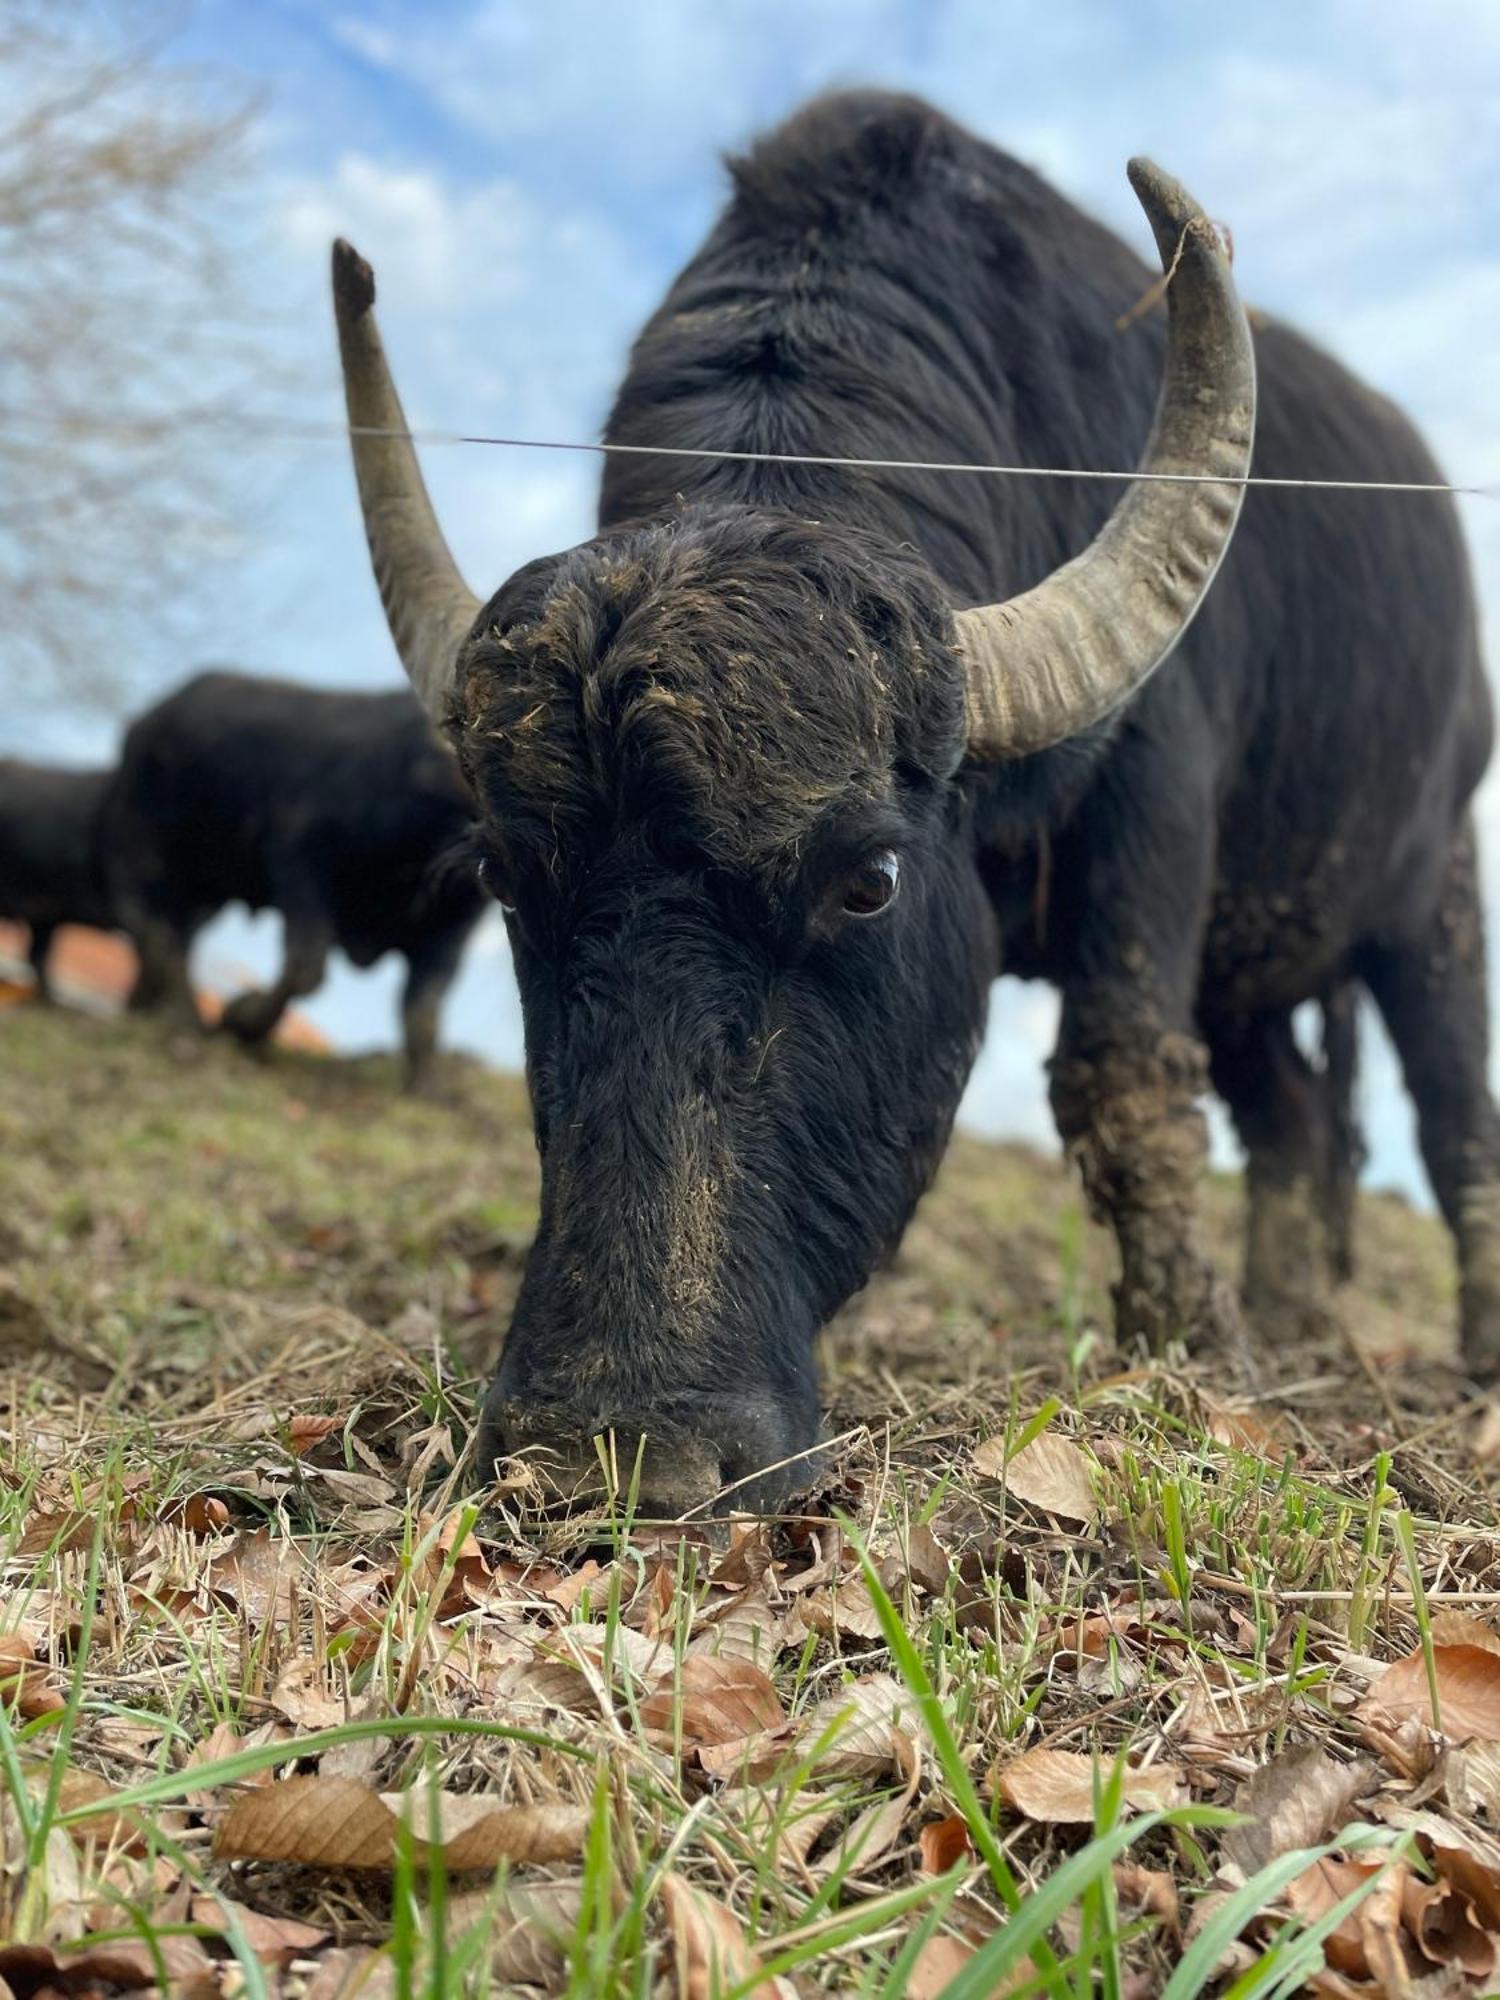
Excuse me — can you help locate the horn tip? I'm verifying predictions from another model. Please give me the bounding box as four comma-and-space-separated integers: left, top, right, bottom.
332, 237, 376, 320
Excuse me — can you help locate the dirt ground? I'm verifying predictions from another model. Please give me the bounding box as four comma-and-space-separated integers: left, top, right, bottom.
4, 1005, 1500, 1997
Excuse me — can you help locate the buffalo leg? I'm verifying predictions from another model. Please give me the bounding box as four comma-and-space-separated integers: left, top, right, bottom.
1207, 1005, 1354, 1325
221, 915, 330, 1047
1360, 820, 1500, 1375
121, 907, 199, 1027
400, 926, 468, 1091
27, 922, 56, 1003
1320, 984, 1364, 1285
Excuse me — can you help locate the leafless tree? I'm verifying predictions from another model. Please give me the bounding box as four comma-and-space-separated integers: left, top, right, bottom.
0, 2, 274, 722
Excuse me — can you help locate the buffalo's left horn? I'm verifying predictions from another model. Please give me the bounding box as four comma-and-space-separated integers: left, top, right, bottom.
331, 239, 481, 724
955, 159, 1256, 759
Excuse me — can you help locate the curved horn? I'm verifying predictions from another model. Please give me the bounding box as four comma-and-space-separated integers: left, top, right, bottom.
956, 159, 1256, 759
331, 239, 481, 723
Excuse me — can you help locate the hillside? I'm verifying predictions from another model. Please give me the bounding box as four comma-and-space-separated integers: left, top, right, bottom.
3, 1005, 1499, 1997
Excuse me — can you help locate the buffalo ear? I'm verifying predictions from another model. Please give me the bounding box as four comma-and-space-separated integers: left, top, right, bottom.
331, 238, 481, 724
955, 159, 1256, 759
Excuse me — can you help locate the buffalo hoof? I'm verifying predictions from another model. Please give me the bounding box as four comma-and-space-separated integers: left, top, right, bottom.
220, 991, 280, 1044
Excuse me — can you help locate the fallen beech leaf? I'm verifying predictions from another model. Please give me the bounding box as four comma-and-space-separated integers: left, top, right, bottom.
811, 1728, 920, 1880
974, 1430, 1098, 1525
690, 1579, 788, 1667
303, 1945, 396, 2000
206, 1526, 304, 1626
919, 1814, 974, 1875
1429, 1609, 1500, 1656
270, 1655, 348, 1730
183, 1719, 292, 1806
162, 1491, 232, 1535
449, 1879, 588, 1988
1401, 1871, 1496, 1979
0, 1636, 63, 1719
796, 1575, 886, 1644
1287, 1852, 1411, 1987
994, 1746, 1185, 1823
1360, 1643, 1500, 1742
1113, 1860, 1180, 1936
797, 1673, 920, 1779
188, 1895, 327, 1965
660, 1872, 792, 1999
214, 1775, 586, 1871
1439, 1738, 1500, 1820
0, 1931, 216, 1997
909, 1935, 977, 1998
1200, 1396, 1287, 1455
287, 1413, 343, 1457
412, 1508, 490, 1619
1223, 1748, 1376, 1876
640, 1653, 785, 1749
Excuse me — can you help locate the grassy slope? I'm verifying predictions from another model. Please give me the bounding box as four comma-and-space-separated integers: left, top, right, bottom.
2, 1005, 1497, 1995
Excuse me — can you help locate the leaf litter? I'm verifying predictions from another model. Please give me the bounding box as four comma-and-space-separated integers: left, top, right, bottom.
8, 1009, 1500, 1992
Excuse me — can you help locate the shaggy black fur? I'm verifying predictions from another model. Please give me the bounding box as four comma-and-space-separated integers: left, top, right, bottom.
451, 91, 1495, 1506
104, 671, 484, 1082
0, 762, 115, 1000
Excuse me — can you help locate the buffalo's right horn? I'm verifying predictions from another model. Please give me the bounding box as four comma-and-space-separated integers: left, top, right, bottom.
331, 239, 481, 724
954, 159, 1256, 760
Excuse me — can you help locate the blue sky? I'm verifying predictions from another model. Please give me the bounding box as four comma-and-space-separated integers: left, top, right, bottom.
14, 0, 1500, 1201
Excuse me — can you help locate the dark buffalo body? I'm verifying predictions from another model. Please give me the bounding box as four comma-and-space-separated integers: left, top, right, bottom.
338, 91, 1497, 1509
0, 761, 115, 998
105, 671, 484, 1078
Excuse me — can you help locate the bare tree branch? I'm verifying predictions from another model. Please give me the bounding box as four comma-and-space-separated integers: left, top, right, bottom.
0, 0, 281, 720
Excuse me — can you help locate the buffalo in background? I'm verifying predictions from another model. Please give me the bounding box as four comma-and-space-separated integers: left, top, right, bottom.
334, 90, 1498, 1511
99, 669, 484, 1084
0, 761, 117, 1001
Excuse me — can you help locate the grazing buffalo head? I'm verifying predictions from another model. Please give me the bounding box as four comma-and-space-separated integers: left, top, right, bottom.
332, 160, 1254, 1513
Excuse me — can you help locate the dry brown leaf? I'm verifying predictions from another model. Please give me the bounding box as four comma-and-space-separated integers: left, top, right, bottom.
183, 1719, 292, 1807
302, 1945, 396, 2000
796, 1673, 920, 1779
287, 1413, 343, 1456
0, 1636, 62, 1720
919, 1814, 974, 1875
270, 1655, 349, 1731
1200, 1396, 1288, 1456
641, 1653, 785, 1750
994, 1746, 1185, 1823
973, 1430, 1098, 1525
214, 1774, 586, 1871
690, 1579, 788, 1668
1401, 1871, 1496, 1979
161, 1491, 233, 1536
660, 1872, 793, 1999
1113, 1861, 1180, 1936
812, 1731, 921, 1881
206, 1526, 303, 1627
449, 1878, 588, 1988
796, 1576, 887, 1644
1222, 1747, 1377, 1876
1439, 1738, 1500, 1820
1429, 1609, 1500, 1656
0, 1931, 217, 1997
1287, 1852, 1412, 1988
908, 1935, 977, 1998
188, 1894, 328, 1965
1360, 1643, 1500, 1742
411, 1508, 491, 1620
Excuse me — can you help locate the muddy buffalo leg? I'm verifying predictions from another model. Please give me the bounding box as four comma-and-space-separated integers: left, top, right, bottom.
1207, 1007, 1345, 1324
1360, 819, 1500, 1376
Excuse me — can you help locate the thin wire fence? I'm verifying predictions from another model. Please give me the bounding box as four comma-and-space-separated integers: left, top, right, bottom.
1, 411, 1497, 500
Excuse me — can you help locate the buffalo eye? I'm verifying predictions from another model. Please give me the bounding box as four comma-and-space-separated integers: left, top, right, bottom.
476, 855, 515, 913
841, 849, 901, 918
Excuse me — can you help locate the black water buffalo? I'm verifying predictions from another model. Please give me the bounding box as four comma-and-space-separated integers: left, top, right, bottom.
334, 90, 1496, 1510
104, 671, 484, 1082
0, 761, 116, 1000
